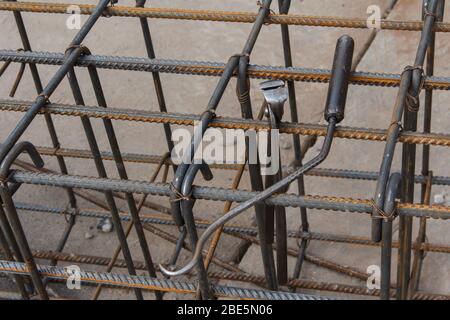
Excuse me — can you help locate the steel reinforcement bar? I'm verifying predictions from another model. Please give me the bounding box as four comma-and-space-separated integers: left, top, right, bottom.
1, 99, 450, 147
13, 201, 450, 254
0, 260, 327, 300
1, 1, 450, 32
12, 146, 450, 187
2, 249, 447, 300
8, 170, 450, 220
2, 49, 450, 90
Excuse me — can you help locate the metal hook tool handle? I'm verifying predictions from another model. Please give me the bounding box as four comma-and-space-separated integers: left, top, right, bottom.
160, 35, 355, 277
324, 35, 354, 124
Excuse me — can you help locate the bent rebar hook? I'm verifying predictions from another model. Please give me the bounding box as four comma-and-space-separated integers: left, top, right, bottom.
0, 141, 44, 194
0, 141, 44, 179
0, 141, 48, 300
160, 35, 354, 277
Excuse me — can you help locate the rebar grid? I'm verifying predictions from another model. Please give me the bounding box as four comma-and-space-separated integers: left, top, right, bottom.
0, 0, 448, 300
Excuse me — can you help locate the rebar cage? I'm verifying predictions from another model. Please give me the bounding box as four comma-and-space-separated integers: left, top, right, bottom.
0, 0, 449, 300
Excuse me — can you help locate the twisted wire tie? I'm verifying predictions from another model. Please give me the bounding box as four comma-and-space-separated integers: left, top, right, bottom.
296, 231, 310, 250
229, 53, 250, 60
51, 144, 61, 157
256, 0, 275, 25
37, 93, 50, 103
64, 44, 90, 57
169, 182, 193, 203
238, 88, 251, 105
370, 200, 398, 222
402, 66, 425, 113
235, 55, 251, 106
101, 0, 118, 17
388, 120, 404, 133
200, 109, 217, 121
424, 8, 437, 19
63, 202, 79, 223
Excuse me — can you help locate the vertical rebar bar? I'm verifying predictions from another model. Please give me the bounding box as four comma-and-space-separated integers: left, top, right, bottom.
380, 173, 401, 300
85, 60, 163, 300
277, 0, 310, 284
135, 0, 175, 158
236, 56, 278, 290
0, 186, 48, 299
397, 0, 439, 299
66, 67, 144, 300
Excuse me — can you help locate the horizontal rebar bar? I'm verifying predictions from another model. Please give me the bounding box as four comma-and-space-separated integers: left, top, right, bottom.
8, 248, 448, 300
306, 168, 450, 185
2, 50, 450, 90
13, 145, 450, 186
14, 201, 450, 254
1, 1, 450, 32
0, 260, 327, 300
2, 99, 450, 147
8, 170, 450, 219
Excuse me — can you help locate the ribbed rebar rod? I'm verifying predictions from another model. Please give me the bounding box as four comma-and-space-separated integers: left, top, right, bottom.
135, 0, 174, 159
8, 170, 450, 219
5, 249, 448, 300
13, 201, 450, 254
2, 100, 450, 147
0, 260, 328, 300
278, 0, 309, 285
14, 146, 450, 186
396, 0, 440, 299
2, 50, 450, 90
1, 1, 450, 32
